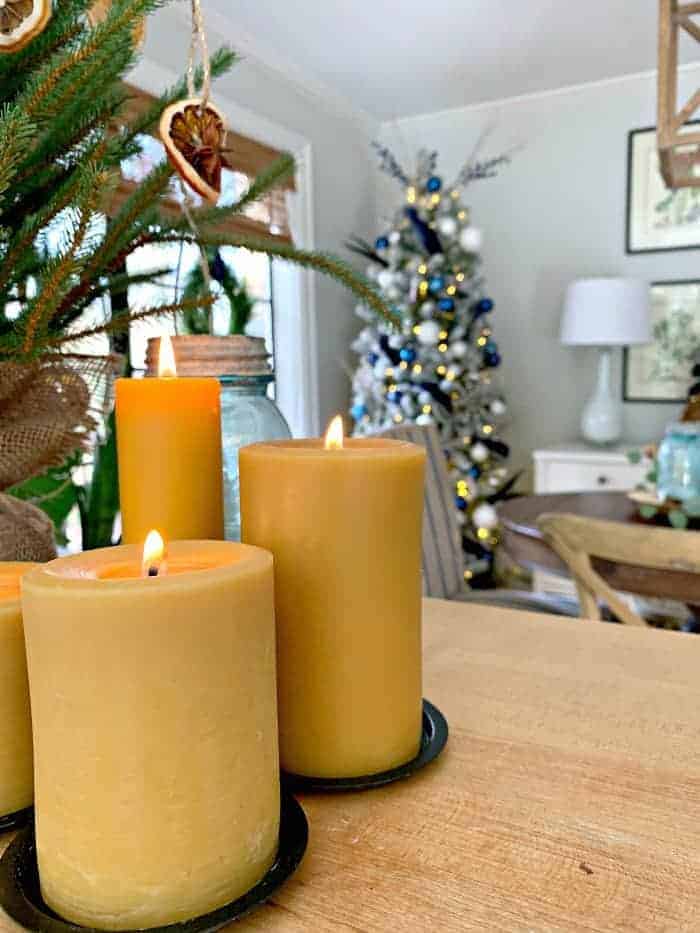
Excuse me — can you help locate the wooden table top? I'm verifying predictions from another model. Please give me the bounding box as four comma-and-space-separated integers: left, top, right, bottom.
500, 491, 700, 603
3, 598, 700, 932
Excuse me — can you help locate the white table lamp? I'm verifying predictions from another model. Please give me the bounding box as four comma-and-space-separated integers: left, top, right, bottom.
561, 278, 650, 445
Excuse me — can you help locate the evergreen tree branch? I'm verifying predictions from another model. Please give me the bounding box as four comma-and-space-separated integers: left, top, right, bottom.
151, 232, 397, 327
0, 105, 35, 211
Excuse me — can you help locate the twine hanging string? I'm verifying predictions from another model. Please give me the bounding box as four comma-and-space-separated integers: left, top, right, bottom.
182, 0, 214, 333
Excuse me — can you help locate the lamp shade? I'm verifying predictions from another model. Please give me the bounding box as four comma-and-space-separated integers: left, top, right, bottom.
560, 278, 651, 346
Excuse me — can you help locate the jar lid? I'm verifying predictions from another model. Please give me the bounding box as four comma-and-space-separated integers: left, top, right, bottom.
145, 335, 272, 378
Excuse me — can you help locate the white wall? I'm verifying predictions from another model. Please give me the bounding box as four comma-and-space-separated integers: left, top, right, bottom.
134, 6, 377, 434
380, 67, 700, 477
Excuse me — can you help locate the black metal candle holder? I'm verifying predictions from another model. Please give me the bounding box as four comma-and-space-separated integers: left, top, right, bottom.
281, 698, 448, 793
0, 792, 308, 933
0, 806, 32, 834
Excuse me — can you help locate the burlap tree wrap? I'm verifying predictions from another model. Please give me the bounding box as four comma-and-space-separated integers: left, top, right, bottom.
0, 357, 106, 561
0, 359, 96, 490
0, 493, 57, 561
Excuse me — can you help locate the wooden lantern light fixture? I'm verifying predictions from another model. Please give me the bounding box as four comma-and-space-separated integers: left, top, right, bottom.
658, 0, 700, 188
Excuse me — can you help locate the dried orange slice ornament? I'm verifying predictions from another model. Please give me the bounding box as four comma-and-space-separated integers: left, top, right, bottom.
87, 0, 145, 47
0, 0, 51, 54
159, 97, 230, 205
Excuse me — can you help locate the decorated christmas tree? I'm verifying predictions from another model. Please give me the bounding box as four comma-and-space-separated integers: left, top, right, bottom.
349, 144, 516, 584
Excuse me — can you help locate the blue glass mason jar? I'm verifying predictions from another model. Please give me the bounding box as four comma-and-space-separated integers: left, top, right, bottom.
219, 373, 291, 540
657, 422, 700, 502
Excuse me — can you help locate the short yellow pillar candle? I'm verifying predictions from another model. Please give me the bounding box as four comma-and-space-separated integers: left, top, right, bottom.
239, 419, 426, 779
0, 562, 35, 818
21, 538, 279, 930
115, 334, 224, 544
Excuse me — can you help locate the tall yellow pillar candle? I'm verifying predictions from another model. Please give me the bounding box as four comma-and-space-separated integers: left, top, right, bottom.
21, 539, 279, 930
0, 562, 35, 817
115, 334, 224, 544
240, 424, 426, 779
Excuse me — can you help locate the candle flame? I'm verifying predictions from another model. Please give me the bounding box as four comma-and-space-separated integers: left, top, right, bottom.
142, 529, 166, 577
324, 415, 344, 450
158, 334, 177, 378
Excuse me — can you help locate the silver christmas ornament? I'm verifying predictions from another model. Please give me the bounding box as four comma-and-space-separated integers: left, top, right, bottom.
417, 320, 441, 346
472, 503, 498, 530
470, 442, 489, 464
436, 216, 458, 238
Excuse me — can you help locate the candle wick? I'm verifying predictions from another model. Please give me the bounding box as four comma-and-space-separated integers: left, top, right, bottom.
147, 566, 159, 577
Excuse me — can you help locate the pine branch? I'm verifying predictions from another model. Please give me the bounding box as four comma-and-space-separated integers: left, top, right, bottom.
19, 0, 163, 122
19, 169, 112, 355
0, 105, 35, 211
49, 295, 215, 347
152, 231, 398, 327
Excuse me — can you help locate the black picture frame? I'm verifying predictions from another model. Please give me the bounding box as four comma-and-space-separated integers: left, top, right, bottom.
625, 123, 700, 255
623, 278, 700, 403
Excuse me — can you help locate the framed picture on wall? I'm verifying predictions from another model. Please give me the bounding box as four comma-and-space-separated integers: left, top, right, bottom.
623, 280, 700, 402
626, 125, 700, 253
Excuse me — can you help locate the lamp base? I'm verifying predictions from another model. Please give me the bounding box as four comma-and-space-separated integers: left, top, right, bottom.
580, 348, 622, 446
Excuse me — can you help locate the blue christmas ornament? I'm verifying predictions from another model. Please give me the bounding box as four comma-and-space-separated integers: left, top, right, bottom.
485, 340, 498, 354
468, 465, 481, 479
477, 297, 494, 313
485, 352, 501, 368
399, 347, 416, 363
438, 297, 455, 312
375, 236, 389, 250
351, 403, 367, 421
426, 176, 442, 193
455, 495, 468, 511
367, 352, 379, 366
428, 275, 445, 293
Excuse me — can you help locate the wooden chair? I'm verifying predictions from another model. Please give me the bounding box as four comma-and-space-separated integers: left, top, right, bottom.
380, 423, 577, 616
538, 512, 700, 626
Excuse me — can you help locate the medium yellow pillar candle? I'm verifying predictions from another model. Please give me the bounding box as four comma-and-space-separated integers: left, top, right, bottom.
115, 334, 224, 544
239, 420, 426, 779
0, 562, 35, 817
21, 539, 279, 930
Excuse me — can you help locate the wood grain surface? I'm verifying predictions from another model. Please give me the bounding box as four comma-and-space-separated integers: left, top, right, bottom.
2, 599, 700, 932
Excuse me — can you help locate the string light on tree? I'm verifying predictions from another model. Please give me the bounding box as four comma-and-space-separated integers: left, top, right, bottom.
348, 143, 513, 583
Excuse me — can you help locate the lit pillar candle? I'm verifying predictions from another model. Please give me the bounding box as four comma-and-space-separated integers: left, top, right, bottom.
21, 537, 279, 930
239, 417, 426, 779
115, 334, 224, 544
0, 562, 35, 818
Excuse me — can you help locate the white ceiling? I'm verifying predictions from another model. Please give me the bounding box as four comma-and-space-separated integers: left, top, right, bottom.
209, 0, 700, 122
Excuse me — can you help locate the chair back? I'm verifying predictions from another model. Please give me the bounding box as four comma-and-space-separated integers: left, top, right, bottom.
380, 423, 464, 599
538, 512, 700, 626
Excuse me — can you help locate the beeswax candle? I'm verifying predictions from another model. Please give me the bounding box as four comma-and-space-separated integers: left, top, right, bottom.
0, 562, 35, 817
21, 540, 279, 930
115, 335, 224, 544
240, 427, 426, 779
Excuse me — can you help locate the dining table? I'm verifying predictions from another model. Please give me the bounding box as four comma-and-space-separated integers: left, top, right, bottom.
2, 598, 699, 932
499, 490, 700, 605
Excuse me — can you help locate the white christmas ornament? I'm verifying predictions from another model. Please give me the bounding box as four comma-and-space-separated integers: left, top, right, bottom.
490, 398, 507, 417
417, 320, 441, 346
417, 390, 433, 405
436, 216, 458, 238
416, 414, 434, 426
388, 334, 403, 349
472, 503, 498, 530
377, 269, 395, 290
389, 230, 401, 244
470, 442, 489, 464
459, 226, 483, 252
449, 340, 468, 359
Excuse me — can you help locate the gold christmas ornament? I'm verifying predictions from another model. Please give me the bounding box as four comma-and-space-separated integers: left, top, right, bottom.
159, 97, 230, 205
0, 0, 51, 54
86, 0, 145, 47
